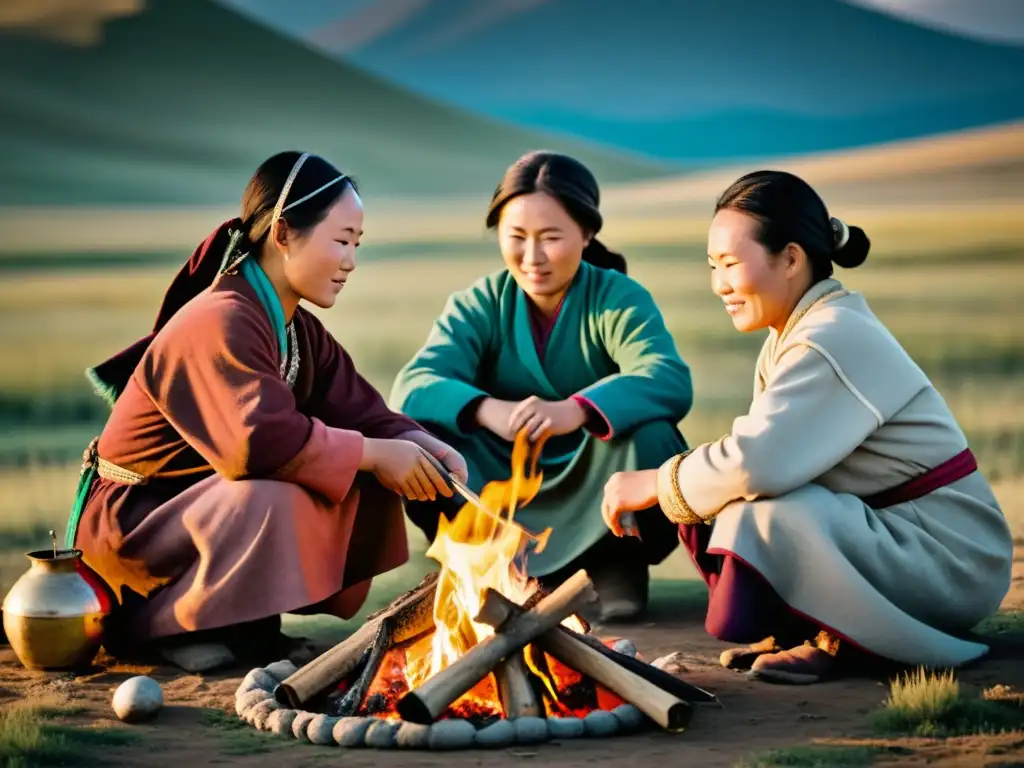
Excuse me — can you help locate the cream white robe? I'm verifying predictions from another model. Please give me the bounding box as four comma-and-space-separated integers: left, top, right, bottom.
659, 278, 1014, 668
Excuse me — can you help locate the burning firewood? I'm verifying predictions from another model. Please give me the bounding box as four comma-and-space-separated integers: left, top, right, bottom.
276, 571, 439, 708
396, 569, 598, 724
476, 588, 704, 732
495, 651, 542, 718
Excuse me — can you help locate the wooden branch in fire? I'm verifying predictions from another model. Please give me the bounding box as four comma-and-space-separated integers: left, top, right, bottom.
276, 571, 439, 709
476, 589, 696, 732
495, 651, 542, 718
396, 569, 598, 724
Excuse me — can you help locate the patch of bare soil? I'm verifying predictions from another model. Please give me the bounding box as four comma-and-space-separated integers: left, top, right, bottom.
2, 548, 1023, 768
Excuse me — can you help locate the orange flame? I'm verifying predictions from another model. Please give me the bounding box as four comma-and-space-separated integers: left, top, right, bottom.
405, 430, 551, 690
362, 429, 593, 720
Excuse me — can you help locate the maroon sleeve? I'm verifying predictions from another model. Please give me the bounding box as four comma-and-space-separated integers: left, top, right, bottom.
302, 312, 423, 439
570, 394, 613, 440
139, 292, 362, 502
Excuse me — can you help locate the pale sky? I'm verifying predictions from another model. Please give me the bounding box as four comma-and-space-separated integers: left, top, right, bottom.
214, 1, 1024, 49
843, 0, 1024, 45
3, 1, 1022, 49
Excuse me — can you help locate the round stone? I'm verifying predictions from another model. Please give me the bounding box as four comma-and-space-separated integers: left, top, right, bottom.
513, 716, 549, 745
395, 721, 431, 749
236, 668, 277, 699
584, 710, 619, 737
333, 716, 373, 747
474, 719, 514, 748
111, 676, 163, 724
307, 714, 340, 745
265, 708, 298, 736
611, 704, 645, 732
651, 652, 689, 675
235, 689, 271, 718
245, 698, 278, 728
263, 660, 298, 682
364, 720, 400, 749
291, 711, 317, 740
428, 719, 477, 750
611, 638, 638, 658
547, 715, 585, 740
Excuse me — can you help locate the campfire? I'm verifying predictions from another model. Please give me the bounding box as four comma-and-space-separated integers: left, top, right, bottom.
239, 432, 715, 749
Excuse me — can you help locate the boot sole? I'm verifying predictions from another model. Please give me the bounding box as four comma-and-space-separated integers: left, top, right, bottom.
747, 668, 821, 685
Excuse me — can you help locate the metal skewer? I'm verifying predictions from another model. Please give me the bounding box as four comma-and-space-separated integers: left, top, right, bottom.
418, 449, 552, 554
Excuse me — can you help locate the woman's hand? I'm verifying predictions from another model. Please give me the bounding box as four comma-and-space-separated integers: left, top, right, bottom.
361, 438, 453, 501
508, 396, 587, 442
601, 469, 660, 537
397, 430, 470, 485
475, 398, 519, 442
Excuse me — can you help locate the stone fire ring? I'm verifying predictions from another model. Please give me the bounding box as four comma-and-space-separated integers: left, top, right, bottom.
234, 660, 649, 750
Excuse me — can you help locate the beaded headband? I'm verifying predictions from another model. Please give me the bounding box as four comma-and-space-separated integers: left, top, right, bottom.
220, 153, 348, 273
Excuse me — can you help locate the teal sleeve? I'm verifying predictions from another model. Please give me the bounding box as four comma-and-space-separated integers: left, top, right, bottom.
577, 286, 693, 437
389, 284, 493, 437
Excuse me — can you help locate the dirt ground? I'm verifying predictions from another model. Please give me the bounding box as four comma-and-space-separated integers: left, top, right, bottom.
2, 548, 1022, 768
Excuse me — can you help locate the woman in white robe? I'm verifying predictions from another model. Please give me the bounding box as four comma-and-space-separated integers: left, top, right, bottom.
601, 170, 1014, 684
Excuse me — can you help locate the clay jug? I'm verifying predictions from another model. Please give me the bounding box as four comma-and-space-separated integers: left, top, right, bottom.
2, 545, 112, 670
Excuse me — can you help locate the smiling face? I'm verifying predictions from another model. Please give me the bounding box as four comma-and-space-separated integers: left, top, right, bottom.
277, 186, 363, 309
497, 191, 589, 303
707, 208, 808, 333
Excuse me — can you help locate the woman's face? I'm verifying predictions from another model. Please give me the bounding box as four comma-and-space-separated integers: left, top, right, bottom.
279, 187, 363, 310
498, 192, 589, 301
707, 208, 805, 333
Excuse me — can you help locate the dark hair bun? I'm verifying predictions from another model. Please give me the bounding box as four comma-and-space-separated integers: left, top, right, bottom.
832, 224, 871, 269
582, 237, 627, 274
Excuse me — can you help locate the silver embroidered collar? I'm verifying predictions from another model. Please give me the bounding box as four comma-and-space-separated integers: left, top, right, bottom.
280, 322, 300, 388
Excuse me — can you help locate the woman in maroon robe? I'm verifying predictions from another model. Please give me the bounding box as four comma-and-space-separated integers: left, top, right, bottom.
70, 152, 467, 670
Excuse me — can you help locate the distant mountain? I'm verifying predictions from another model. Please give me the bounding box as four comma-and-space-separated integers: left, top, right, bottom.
0, 0, 666, 207
223, 0, 1024, 162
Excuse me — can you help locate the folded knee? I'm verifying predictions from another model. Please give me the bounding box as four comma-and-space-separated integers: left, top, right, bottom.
222, 478, 312, 507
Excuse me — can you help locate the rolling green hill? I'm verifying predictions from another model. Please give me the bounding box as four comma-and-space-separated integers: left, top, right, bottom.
0, 0, 667, 206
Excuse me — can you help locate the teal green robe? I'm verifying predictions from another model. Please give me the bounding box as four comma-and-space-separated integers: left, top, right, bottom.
390, 262, 693, 575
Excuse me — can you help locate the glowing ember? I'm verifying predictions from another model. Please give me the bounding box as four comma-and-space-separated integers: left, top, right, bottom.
362, 430, 604, 720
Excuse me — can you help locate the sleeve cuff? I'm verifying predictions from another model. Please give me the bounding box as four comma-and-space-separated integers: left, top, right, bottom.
456, 395, 487, 434
272, 417, 363, 503
401, 380, 489, 437
656, 450, 703, 525
571, 394, 613, 440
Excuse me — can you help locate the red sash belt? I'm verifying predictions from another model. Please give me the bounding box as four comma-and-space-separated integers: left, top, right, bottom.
860, 448, 978, 509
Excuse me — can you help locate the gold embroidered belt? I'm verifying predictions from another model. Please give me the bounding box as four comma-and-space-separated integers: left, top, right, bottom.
81, 437, 146, 486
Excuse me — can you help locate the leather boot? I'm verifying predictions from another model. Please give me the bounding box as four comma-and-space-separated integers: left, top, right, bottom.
719, 635, 783, 671
749, 630, 842, 684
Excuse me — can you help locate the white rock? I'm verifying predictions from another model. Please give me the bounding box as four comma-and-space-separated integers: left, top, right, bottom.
547, 716, 585, 739
364, 720, 400, 749
235, 668, 276, 699
611, 638, 639, 658
651, 652, 689, 675
263, 660, 298, 682
333, 716, 372, 747
611, 703, 645, 731
307, 714, 340, 745
235, 688, 271, 718
513, 716, 549, 745
474, 719, 514, 748
112, 676, 163, 723
583, 710, 619, 737
428, 719, 476, 750
291, 711, 317, 740
266, 708, 298, 737
396, 721, 431, 749
247, 699, 279, 729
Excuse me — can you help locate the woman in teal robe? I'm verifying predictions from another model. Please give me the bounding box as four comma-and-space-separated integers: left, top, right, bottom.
390, 151, 694, 622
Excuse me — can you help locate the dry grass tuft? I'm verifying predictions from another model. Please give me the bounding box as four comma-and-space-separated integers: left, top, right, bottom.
868, 668, 1024, 738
